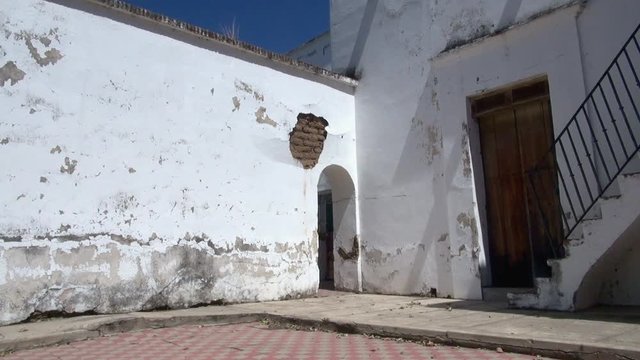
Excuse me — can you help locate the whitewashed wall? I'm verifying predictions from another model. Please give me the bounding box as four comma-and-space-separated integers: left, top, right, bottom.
430, 6, 587, 291
0, 0, 356, 325
331, 0, 640, 302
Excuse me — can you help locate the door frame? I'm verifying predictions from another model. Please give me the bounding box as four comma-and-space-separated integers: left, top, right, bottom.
468, 76, 558, 288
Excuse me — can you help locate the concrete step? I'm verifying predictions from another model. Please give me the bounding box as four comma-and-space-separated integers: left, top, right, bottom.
517, 172, 640, 310
483, 287, 534, 302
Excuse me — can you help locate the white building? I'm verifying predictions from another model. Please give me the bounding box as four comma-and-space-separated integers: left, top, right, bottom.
0, 0, 638, 325
287, 31, 332, 70
331, 0, 640, 310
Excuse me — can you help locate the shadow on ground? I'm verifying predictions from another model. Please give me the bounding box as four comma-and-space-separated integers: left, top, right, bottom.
425, 299, 640, 324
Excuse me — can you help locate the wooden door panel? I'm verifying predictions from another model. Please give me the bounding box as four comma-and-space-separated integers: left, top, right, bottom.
475, 81, 558, 287
514, 100, 562, 275
479, 108, 532, 286
514, 101, 550, 169
493, 111, 530, 268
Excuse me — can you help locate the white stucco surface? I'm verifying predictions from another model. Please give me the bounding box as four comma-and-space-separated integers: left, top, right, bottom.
331, 0, 581, 299
0, 0, 356, 325
331, 0, 640, 306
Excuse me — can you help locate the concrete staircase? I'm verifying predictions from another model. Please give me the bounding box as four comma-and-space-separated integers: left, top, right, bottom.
508, 172, 640, 310
509, 23, 640, 311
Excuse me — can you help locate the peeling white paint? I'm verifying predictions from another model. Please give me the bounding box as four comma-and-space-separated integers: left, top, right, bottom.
0, 0, 357, 325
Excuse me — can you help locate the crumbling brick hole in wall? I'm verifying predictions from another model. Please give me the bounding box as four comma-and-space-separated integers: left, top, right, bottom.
289, 113, 329, 169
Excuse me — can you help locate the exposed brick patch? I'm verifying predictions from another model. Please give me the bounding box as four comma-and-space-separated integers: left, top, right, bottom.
289, 113, 328, 169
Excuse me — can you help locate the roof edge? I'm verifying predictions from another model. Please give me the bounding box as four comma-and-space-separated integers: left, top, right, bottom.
79, 0, 357, 89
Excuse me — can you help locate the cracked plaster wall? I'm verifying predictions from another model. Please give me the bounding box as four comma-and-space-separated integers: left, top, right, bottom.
0, 0, 356, 325
330, 0, 639, 299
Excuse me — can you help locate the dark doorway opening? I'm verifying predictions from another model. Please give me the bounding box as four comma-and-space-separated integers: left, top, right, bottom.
473, 79, 562, 287
318, 191, 334, 290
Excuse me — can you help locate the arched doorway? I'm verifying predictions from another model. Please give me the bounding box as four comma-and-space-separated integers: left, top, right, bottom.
317, 181, 334, 289
317, 165, 360, 292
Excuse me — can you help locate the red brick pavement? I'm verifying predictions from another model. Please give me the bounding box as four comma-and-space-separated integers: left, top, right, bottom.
4, 323, 548, 360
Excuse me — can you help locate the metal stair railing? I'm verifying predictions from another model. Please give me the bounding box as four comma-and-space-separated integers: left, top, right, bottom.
527, 23, 640, 259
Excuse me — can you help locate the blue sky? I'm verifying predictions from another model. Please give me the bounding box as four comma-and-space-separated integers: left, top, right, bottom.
124, 0, 330, 54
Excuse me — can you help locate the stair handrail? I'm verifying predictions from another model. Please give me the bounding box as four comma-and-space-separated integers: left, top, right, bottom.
527, 23, 640, 258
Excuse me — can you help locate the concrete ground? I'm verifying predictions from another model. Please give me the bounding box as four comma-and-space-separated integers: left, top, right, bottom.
0, 292, 638, 359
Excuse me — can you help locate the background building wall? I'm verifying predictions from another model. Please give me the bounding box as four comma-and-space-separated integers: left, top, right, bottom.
288, 32, 332, 70
0, 0, 356, 325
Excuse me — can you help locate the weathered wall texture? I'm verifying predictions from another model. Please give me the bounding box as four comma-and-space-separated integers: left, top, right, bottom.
330, 0, 640, 302
330, 0, 578, 74
0, 0, 356, 325
428, 6, 587, 292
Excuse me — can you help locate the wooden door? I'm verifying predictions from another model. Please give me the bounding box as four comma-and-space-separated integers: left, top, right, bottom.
476, 82, 559, 287
513, 99, 562, 278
